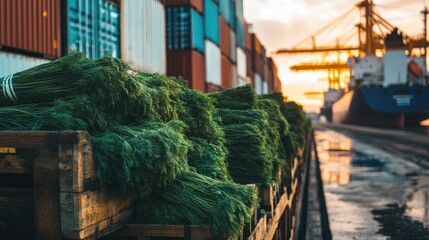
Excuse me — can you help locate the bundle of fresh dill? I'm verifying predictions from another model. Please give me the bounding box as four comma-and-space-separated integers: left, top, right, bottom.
135, 171, 258, 238
256, 98, 290, 182
223, 123, 272, 184
93, 121, 189, 198
179, 88, 230, 181
208, 84, 257, 110
210, 87, 278, 184
261, 92, 311, 160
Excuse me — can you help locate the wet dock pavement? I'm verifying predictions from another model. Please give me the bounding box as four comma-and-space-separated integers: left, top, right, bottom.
314, 123, 429, 239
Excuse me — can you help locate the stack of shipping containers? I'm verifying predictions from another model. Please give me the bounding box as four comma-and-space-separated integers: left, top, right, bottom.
165, 0, 206, 92
235, 0, 247, 87
218, 0, 235, 90
251, 33, 264, 94
0, 0, 282, 93
204, 0, 221, 92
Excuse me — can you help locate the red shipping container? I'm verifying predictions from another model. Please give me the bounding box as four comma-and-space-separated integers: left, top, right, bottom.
167, 50, 206, 92
207, 83, 221, 93
221, 55, 233, 89
164, 0, 204, 14
219, 16, 231, 59
246, 49, 253, 78
251, 34, 262, 55
0, 0, 61, 59
245, 22, 251, 51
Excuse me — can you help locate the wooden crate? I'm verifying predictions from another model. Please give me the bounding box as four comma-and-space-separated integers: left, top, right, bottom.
258, 184, 276, 213
0, 131, 133, 240
102, 224, 215, 240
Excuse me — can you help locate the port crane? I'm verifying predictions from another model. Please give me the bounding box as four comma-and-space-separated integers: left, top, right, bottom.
275, 0, 429, 90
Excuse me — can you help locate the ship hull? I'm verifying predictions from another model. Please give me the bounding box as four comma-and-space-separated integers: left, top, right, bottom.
332, 88, 404, 128
332, 86, 429, 128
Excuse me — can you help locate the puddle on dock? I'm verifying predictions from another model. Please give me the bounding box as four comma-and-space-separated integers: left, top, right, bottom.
315, 129, 429, 239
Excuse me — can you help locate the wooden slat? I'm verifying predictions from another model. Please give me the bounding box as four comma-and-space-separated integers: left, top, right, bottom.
34, 137, 62, 240
264, 191, 289, 240
110, 224, 213, 238
248, 214, 267, 240
0, 131, 58, 147
58, 131, 92, 193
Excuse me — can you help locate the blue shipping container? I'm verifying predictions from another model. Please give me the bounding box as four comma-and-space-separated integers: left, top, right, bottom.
68, 0, 120, 59
219, 0, 235, 28
236, 19, 245, 49
204, 0, 219, 45
166, 6, 204, 53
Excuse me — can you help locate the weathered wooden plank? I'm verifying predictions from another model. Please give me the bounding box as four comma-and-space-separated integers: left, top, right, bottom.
77, 192, 133, 229
109, 224, 214, 238
62, 208, 133, 240
0, 131, 58, 147
58, 131, 92, 193
248, 214, 267, 240
34, 140, 62, 240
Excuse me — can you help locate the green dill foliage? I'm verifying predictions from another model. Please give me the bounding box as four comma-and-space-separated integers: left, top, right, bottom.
256, 98, 290, 182
179, 88, 230, 181
261, 93, 311, 159
135, 171, 258, 238
210, 86, 277, 185
208, 85, 256, 110
217, 109, 273, 184
0, 53, 93, 106
136, 72, 186, 123
92, 121, 189, 198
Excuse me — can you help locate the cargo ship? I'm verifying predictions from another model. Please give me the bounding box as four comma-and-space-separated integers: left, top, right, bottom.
331, 29, 429, 128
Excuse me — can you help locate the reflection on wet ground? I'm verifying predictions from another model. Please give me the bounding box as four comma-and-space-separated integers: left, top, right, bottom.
315, 129, 429, 239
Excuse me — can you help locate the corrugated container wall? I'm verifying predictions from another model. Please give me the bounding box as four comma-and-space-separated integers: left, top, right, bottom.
264, 64, 273, 91
232, 65, 238, 87
0, 0, 61, 59
218, 0, 235, 28
67, 0, 120, 59
236, 0, 244, 23
166, 6, 204, 53
246, 49, 253, 78
245, 22, 251, 50
237, 47, 246, 79
121, 0, 165, 73
205, 40, 221, 86
252, 34, 261, 54
236, 20, 245, 49
230, 30, 236, 63
219, 17, 231, 58
262, 80, 268, 94
164, 0, 203, 13
204, 0, 220, 45
254, 73, 262, 94
167, 50, 205, 92
221, 55, 232, 89
0, 51, 49, 77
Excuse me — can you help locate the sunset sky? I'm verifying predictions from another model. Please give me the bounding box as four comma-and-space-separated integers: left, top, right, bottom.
244, 0, 428, 112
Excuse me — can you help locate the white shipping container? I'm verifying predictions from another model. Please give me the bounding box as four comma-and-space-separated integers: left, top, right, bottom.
232, 65, 237, 87
230, 30, 236, 63
262, 80, 268, 94
236, 47, 246, 78
254, 73, 262, 94
0, 51, 49, 77
205, 40, 221, 85
121, 0, 166, 73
